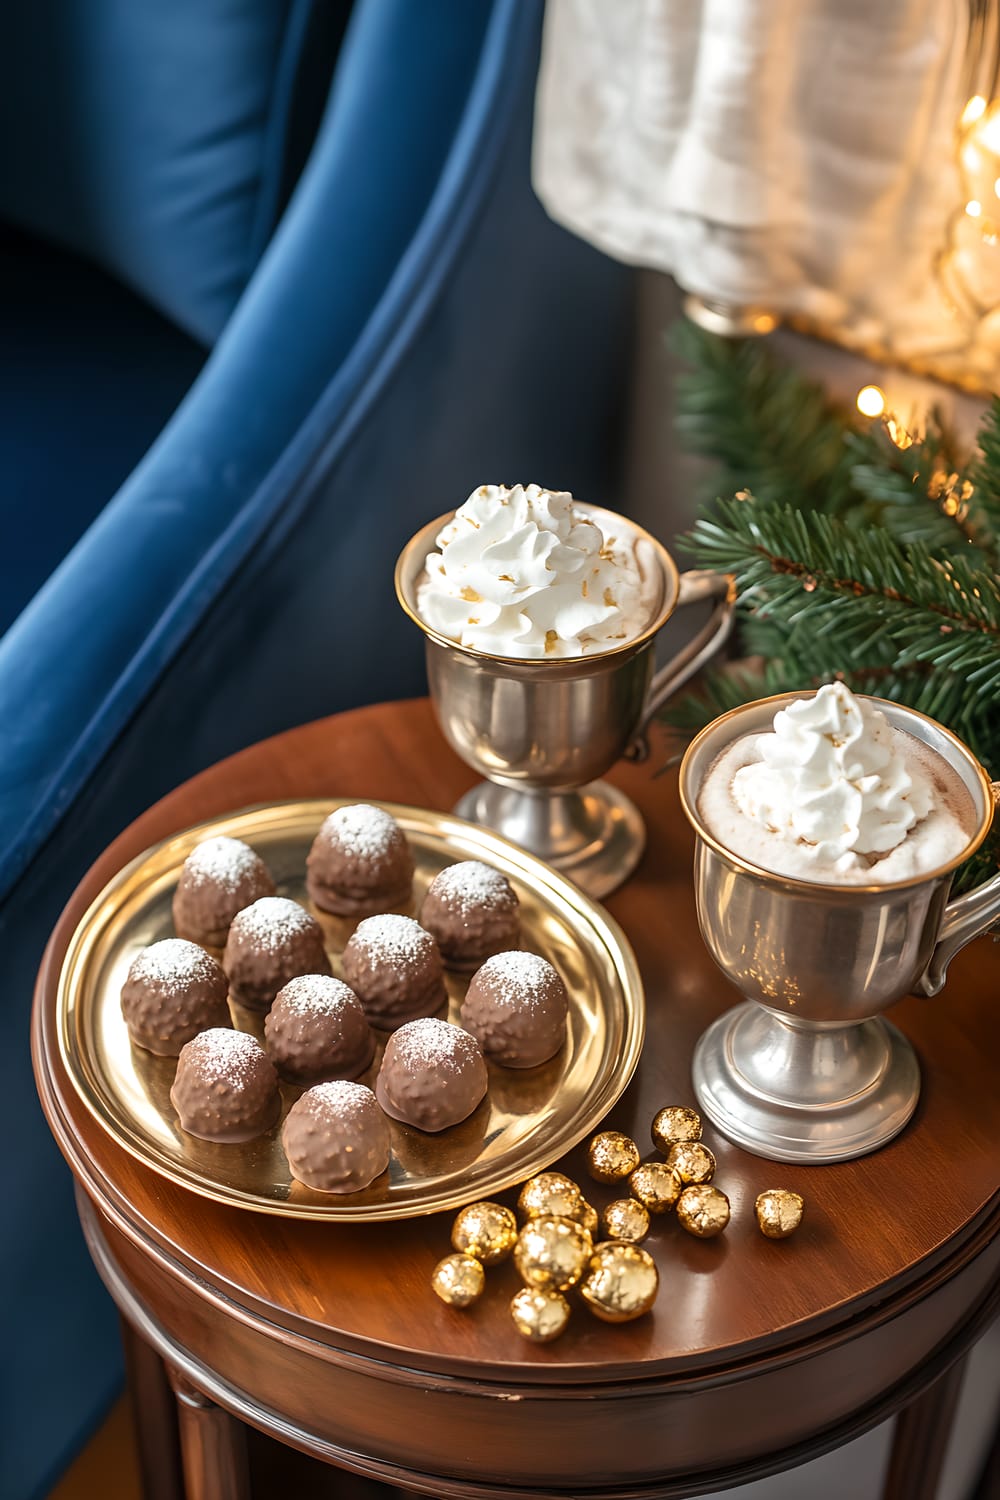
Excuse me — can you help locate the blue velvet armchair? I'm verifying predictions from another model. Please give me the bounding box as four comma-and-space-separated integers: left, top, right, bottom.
0, 3, 631, 1495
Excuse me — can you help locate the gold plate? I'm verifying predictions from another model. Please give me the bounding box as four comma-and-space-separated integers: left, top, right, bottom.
57, 800, 644, 1221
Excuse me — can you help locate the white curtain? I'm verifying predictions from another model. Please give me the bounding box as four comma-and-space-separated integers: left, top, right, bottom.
533, 0, 972, 358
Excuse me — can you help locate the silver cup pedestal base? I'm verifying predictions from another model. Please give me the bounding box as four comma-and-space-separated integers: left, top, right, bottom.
692, 1005, 921, 1164
452, 780, 645, 901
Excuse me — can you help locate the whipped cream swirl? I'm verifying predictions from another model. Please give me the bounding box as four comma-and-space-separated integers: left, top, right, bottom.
731, 683, 934, 865
416, 484, 648, 658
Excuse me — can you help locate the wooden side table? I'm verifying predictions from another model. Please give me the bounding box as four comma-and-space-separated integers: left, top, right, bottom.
32, 700, 1000, 1500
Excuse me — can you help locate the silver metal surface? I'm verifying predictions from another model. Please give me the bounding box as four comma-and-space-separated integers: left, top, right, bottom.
626, 569, 735, 764
396, 507, 734, 898
680, 694, 1000, 1163
692, 1011, 920, 1163
682, 294, 778, 338
453, 780, 646, 900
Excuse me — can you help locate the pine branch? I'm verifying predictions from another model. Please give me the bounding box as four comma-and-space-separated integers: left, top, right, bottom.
669, 321, 860, 514
847, 419, 998, 570
685, 495, 1000, 654
965, 398, 1000, 565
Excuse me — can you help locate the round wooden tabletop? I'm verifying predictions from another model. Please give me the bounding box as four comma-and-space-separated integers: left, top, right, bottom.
33, 699, 1000, 1499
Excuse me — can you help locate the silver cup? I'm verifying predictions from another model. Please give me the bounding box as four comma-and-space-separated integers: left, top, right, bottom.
679, 693, 1000, 1163
396, 505, 734, 898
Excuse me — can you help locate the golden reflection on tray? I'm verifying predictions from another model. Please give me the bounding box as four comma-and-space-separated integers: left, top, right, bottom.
57, 801, 645, 1221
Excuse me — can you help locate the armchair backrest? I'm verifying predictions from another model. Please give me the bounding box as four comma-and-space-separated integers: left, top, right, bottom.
0, 0, 345, 343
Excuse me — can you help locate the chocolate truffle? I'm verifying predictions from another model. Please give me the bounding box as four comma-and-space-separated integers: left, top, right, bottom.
341, 914, 446, 1029
282, 1080, 390, 1193
223, 896, 330, 1011
306, 804, 414, 917
264, 975, 375, 1085
460, 951, 568, 1068
376, 1017, 487, 1132
172, 836, 275, 948
170, 1028, 280, 1142
419, 860, 520, 970
121, 938, 231, 1056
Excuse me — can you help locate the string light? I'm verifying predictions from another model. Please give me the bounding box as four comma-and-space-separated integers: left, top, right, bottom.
856, 385, 886, 417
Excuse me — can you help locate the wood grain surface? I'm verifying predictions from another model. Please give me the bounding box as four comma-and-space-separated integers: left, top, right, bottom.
32, 699, 1000, 1495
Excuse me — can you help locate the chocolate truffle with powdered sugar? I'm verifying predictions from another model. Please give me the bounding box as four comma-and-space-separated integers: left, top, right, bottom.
375, 1017, 487, 1132
460, 951, 568, 1068
306, 804, 413, 917
121, 938, 231, 1056
172, 836, 275, 948
264, 974, 375, 1084
223, 896, 330, 1011
341, 914, 446, 1029
170, 1028, 280, 1142
419, 860, 520, 970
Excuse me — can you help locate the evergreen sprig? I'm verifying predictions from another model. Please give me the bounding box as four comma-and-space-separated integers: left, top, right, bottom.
669, 319, 861, 514
684, 496, 1000, 751
666, 320, 1000, 892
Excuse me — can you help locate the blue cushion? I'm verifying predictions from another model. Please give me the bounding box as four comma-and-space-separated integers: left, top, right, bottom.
0, 0, 339, 344
0, 228, 205, 636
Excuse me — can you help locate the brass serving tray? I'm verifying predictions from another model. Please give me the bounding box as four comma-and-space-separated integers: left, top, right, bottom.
57, 800, 645, 1221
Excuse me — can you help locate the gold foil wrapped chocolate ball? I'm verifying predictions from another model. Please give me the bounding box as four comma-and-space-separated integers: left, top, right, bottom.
586, 1130, 640, 1183
451, 1201, 518, 1265
629, 1161, 682, 1214
579, 1242, 659, 1322
601, 1198, 650, 1244
431, 1252, 485, 1307
755, 1189, 805, 1239
514, 1215, 592, 1292
666, 1141, 716, 1185
518, 1172, 585, 1224
510, 1287, 571, 1343
651, 1105, 702, 1154
676, 1184, 730, 1238
579, 1199, 600, 1237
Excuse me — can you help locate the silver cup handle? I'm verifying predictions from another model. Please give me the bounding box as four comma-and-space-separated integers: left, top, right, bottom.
917, 783, 1000, 995
626, 570, 735, 763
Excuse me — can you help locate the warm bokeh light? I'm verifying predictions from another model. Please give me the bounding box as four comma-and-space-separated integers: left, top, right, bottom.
885, 417, 914, 450
966, 199, 983, 217
750, 312, 777, 334
961, 94, 987, 127
856, 385, 886, 418
978, 104, 1000, 155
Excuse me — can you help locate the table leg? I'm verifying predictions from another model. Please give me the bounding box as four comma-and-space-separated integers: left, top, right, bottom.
167, 1367, 250, 1500
120, 1316, 183, 1500
882, 1356, 967, 1500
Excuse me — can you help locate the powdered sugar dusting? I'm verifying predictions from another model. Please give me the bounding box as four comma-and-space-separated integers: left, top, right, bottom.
428, 861, 515, 915
180, 1027, 264, 1084
303, 1079, 378, 1123
321, 804, 401, 858
277, 975, 361, 1017
129, 939, 221, 992
477, 950, 560, 1006
181, 836, 267, 892
230, 896, 319, 951
388, 1017, 480, 1077
352, 914, 435, 971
